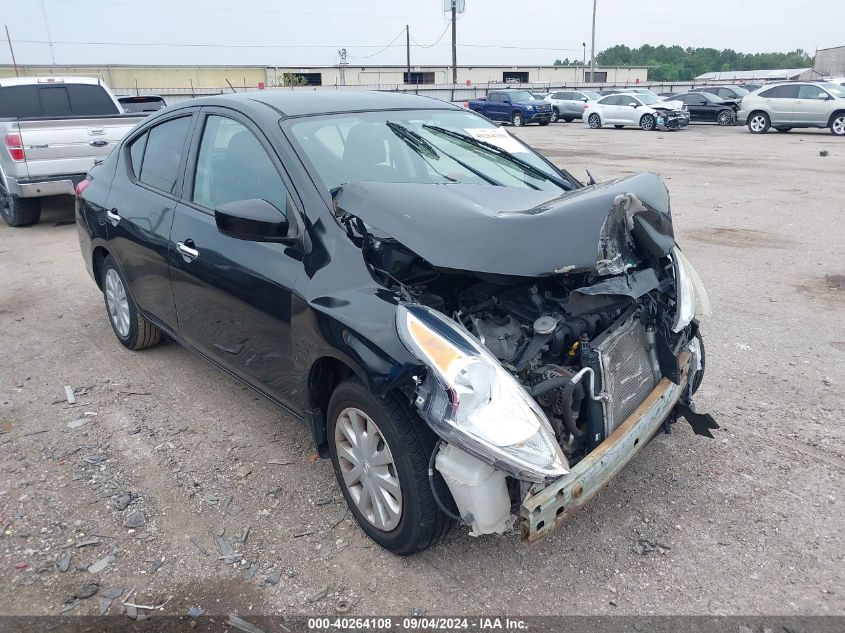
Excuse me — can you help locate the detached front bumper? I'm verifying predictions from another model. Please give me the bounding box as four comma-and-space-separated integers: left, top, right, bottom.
520, 352, 690, 544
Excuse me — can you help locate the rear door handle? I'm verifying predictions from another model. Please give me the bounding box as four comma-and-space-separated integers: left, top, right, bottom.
106, 209, 121, 226
176, 241, 199, 261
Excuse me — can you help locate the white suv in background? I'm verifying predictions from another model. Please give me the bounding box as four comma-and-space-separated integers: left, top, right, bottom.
544, 89, 601, 122
738, 81, 845, 135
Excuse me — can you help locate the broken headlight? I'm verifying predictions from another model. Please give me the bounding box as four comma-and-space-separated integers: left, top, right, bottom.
397, 304, 569, 483
671, 246, 710, 333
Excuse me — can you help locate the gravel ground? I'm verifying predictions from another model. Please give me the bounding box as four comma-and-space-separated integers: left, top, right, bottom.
1, 122, 843, 619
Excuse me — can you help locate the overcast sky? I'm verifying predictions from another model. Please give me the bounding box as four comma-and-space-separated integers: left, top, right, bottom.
0, 0, 836, 67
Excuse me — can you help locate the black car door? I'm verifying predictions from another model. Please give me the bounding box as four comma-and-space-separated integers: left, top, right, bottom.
682, 94, 710, 121
168, 108, 303, 406
105, 111, 196, 329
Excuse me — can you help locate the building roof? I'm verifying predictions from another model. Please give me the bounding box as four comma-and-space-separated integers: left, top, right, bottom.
194, 89, 457, 117
695, 68, 817, 81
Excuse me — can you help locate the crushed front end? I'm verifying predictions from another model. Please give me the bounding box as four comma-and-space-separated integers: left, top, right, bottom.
654, 107, 691, 130
335, 175, 716, 541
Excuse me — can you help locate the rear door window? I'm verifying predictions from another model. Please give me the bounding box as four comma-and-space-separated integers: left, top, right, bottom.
771, 85, 800, 98
137, 116, 193, 194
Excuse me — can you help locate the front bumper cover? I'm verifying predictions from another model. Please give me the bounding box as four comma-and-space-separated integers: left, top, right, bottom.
520, 351, 690, 544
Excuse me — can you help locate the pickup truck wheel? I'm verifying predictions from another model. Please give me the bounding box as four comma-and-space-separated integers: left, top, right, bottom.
747, 112, 770, 133
101, 256, 162, 350
587, 113, 602, 128
831, 114, 845, 136
716, 109, 734, 126
551, 109, 560, 123
327, 379, 452, 555
639, 114, 656, 131
511, 112, 524, 127
0, 189, 41, 227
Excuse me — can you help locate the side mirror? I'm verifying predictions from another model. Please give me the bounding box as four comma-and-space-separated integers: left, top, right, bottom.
817, 93, 830, 100
629, 102, 639, 108
581, 97, 588, 102
215, 199, 294, 243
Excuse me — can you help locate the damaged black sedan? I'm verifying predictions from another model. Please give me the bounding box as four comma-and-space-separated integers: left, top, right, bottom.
76, 91, 716, 554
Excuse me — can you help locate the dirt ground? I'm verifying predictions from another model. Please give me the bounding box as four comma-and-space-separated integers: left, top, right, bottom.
1, 122, 843, 620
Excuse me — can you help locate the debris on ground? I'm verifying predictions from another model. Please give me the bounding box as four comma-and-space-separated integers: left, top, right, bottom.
124, 510, 145, 529
87, 555, 114, 574
633, 538, 671, 556
307, 587, 328, 603
67, 582, 99, 602
228, 613, 267, 633
64, 385, 76, 404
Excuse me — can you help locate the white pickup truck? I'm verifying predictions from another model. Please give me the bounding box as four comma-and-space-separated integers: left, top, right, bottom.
0, 76, 147, 226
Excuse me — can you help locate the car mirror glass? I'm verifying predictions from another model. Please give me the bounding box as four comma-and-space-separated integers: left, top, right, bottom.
214, 199, 293, 243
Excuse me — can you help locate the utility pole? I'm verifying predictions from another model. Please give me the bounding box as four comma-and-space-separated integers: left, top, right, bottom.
590, 0, 596, 83
39, 0, 56, 65
582, 42, 586, 84
5, 25, 18, 77
406, 25, 410, 82
338, 48, 347, 86
451, 1, 457, 84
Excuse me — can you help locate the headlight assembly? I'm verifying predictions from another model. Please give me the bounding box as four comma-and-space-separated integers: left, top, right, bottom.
671, 246, 710, 332
397, 304, 569, 483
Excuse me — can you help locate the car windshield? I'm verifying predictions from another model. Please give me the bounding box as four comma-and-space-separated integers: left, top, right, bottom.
506, 90, 535, 102
637, 94, 661, 105
286, 109, 571, 193
821, 83, 845, 97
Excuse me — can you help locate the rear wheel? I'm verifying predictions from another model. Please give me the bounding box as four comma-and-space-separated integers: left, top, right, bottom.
327, 379, 452, 555
0, 188, 41, 227
716, 109, 734, 126
639, 113, 656, 131
101, 256, 162, 351
831, 114, 845, 136
587, 113, 602, 129
747, 112, 770, 133
511, 112, 524, 127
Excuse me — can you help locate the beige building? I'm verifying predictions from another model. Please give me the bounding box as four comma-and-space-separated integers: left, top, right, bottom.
0, 63, 649, 92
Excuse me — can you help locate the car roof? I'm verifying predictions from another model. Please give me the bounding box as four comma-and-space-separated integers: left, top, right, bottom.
184, 90, 458, 117
0, 76, 105, 88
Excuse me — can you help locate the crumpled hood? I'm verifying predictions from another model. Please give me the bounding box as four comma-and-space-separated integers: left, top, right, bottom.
332, 172, 674, 278
654, 99, 684, 110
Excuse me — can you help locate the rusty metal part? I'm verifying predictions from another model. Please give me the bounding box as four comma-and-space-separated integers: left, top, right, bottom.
520, 352, 690, 545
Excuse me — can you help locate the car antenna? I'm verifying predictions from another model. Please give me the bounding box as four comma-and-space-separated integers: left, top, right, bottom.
585, 169, 597, 185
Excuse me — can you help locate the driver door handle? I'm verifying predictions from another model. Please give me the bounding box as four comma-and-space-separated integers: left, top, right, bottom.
106, 209, 121, 225
176, 240, 199, 261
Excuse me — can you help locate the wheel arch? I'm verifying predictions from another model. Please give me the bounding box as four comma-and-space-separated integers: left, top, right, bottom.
827, 109, 845, 127
92, 245, 111, 290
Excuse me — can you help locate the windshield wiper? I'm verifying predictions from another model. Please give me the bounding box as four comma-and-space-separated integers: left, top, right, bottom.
385, 121, 504, 187
421, 124, 573, 191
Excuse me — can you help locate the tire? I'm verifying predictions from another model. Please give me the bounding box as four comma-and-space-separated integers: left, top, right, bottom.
639, 113, 656, 131
775, 127, 792, 133
511, 112, 524, 127
614, 124, 625, 129
327, 379, 452, 555
587, 113, 602, 129
563, 116, 575, 123
551, 108, 560, 123
747, 112, 770, 134
716, 109, 734, 126
0, 188, 41, 227
101, 255, 162, 351
830, 113, 845, 136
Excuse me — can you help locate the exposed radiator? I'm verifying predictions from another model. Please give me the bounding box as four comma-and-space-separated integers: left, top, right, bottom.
596, 316, 657, 436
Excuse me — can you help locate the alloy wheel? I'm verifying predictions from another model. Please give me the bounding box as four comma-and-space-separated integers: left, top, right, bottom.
832, 115, 845, 136
104, 268, 131, 338
588, 113, 601, 128
334, 407, 403, 531
717, 110, 733, 125
749, 115, 767, 132
640, 115, 655, 131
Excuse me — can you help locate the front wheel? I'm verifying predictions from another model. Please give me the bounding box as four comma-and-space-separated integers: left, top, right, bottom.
639, 113, 656, 131
747, 112, 770, 133
831, 114, 845, 136
101, 256, 162, 350
327, 379, 452, 555
551, 109, 560, 123
587, 113, 602, 129
0, 189, 41, 227
511, 112, 524, 127
716, 109, 734, 126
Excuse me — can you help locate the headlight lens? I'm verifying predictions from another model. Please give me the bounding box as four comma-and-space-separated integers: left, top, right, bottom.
672, 246, 698, 332
397, 304, 568, 482
525, 105, 534, 111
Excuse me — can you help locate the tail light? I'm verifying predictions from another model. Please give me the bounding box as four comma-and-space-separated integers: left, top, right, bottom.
75, 179, 91, 197
4, 133, 24, 162
584, 104, 590, 109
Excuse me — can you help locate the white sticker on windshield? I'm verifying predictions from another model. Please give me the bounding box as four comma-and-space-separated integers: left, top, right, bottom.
464, 127, 529, 153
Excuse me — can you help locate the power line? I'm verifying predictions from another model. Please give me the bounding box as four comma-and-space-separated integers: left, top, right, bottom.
347, 29, 407, 60
410, 23, 451, 49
